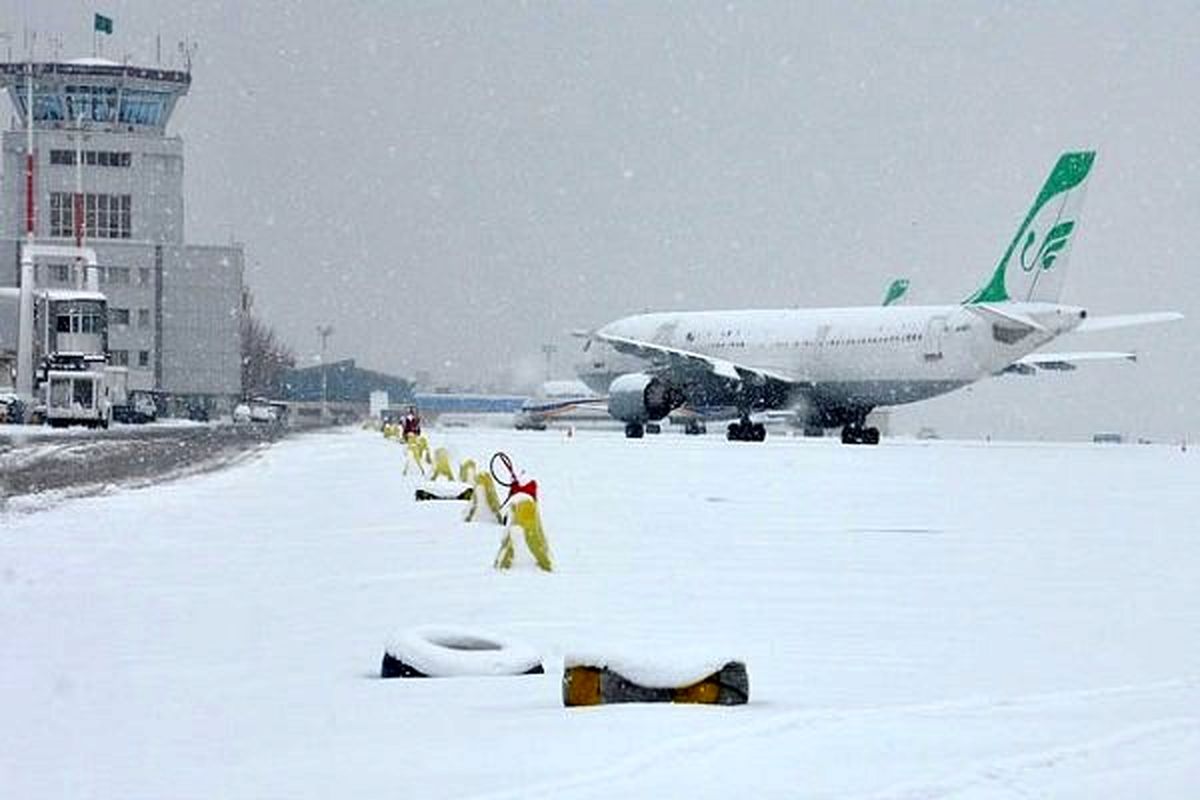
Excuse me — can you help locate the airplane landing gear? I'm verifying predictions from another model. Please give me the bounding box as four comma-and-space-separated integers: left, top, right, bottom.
625, 422, 645, 439
727, 416, 766, 442
840, 421, 880, 445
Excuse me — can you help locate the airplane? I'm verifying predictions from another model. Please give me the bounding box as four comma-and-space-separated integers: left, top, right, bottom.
575, 151, 1183, 444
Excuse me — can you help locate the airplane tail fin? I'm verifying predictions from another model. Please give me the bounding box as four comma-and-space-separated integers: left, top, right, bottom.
882, 278, 910, 306
966, 151, 1095, 304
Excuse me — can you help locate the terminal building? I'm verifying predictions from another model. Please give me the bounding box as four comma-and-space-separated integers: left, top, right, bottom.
0, 58, 242, 410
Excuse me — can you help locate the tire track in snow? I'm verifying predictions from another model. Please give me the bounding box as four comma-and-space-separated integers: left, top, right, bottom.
862, 717, 1200, 800
455, 675, 1200, 800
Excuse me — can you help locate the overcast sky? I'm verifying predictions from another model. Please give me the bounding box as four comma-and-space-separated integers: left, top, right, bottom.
4, 1, 1198, 439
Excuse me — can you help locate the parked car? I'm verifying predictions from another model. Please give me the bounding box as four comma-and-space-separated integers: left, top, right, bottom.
0, 393, 24, 423
112, 391, 159, 424
234, 399, 288, 425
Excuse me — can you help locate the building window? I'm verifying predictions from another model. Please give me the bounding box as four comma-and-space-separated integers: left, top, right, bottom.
138, 350, 150, 368
56, 311, 104, 334
138, 268, 151, 286
109, 308, 130, 327
101, 267, 131, 286
49, 192, 132, 239
49, 149, 132, 168
49, 263, 71, 284
109, 349, 129, 366
138, 308, 151, 329
49, 193, 73, 238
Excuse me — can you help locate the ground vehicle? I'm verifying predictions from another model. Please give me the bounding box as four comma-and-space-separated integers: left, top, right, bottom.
112, 390, 158, 424
0, 392, 24, 423
43, 357, 113, 428
234, 398, 288, 425
249, 403, 279, 423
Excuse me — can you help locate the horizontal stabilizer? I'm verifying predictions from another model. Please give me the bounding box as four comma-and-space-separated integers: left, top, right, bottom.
1075, 311, 1183, 333
968, 303, 1048, 332
1002, 350, 1137, 375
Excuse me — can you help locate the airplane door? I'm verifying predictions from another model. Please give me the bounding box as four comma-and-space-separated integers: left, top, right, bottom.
923, 316, 948, 361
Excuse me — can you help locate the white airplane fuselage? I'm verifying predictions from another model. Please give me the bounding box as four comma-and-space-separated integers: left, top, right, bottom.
580, 152, 1180, 441
598, 302, 1087, 413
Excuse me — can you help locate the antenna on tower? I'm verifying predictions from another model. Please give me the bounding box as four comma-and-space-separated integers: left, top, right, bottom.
177, 39, 197, 73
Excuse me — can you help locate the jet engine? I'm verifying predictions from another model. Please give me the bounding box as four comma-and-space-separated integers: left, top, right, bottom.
607, 373, 685, 422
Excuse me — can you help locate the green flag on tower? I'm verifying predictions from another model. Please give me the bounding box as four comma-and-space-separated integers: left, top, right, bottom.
94, 13, 113, 35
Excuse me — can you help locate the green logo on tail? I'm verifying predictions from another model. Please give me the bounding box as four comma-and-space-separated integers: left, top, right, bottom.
967, 151, 1095, 304
1020, 220, 1075, 273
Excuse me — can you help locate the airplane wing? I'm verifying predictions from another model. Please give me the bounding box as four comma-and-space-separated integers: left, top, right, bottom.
592, 331, 796, 386
1074, 311, 1183, 333
1001, 350, 1137, 375
519, 396, 607, 416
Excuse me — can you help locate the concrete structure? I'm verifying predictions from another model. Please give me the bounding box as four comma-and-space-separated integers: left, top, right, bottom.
0, 59, 242, 410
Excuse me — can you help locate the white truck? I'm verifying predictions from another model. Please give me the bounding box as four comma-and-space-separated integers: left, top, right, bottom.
42, 354, 115, 429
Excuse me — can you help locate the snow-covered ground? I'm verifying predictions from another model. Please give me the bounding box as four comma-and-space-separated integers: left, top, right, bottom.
2, 427, 1197, 798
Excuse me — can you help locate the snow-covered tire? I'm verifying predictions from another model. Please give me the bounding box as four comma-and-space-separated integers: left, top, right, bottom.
414, 481, 474, 501
381, 625, 544, 678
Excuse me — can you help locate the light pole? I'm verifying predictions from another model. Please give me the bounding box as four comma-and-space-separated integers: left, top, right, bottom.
316, 324, 334, 421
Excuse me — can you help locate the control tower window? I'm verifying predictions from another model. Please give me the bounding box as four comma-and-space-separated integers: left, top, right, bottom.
119, 90, 167, 126
64, 85, 119, 123
14, 92, 66, 122
35, 92, 65, 121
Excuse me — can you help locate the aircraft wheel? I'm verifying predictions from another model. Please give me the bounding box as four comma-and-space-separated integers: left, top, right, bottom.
841, 424, 860, 445
863, 427, 880, 445
625, 422, 645, 439
645, 422, 661, 435
751, 423, 767, 442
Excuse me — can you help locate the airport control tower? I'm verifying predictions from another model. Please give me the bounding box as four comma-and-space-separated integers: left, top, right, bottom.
0, 58, 242, 408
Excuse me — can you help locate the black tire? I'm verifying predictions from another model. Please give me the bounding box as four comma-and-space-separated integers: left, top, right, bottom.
863, 427, 880, 445
841, 425, 858, 445
751, 423, 766, 442
727, 422, 743, 441
645, 422, 661, 435
381, 625, 544, 679
625, 422, 644, 439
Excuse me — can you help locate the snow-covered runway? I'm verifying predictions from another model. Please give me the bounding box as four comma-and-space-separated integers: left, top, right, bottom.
2, 427, 1197, 798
